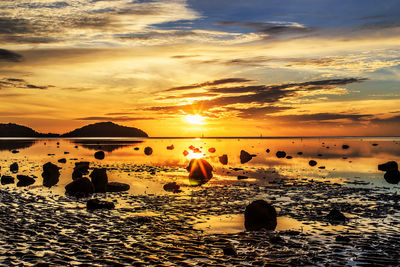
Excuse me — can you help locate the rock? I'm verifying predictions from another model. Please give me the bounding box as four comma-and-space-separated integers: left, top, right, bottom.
86, 199, 115, 210
297, 152, 303, 155
10, 162, 18, 173
244, 200, 277, 231
219, 154, 228, 165
72, 161, 90, 180
144, 147, 153, 155
163, 182, 181, 193
11, 149, 19, 154
167, 145, 174, 150
42, 162, 61, 188
222, 245, 237, 257
107, 182, 130, 192
266, 149, 270, 153
372, 143, 378, 146
16, 175, 35, 187
383, 170, 400, 184
336, 235, 351, 242
65, 177, 95, 197
342, 144, 349, 149
89, 168, 108, 193
237, 175, 248, 180
208, 147, 216, 153
1, 175, 14, 185
276, 151, 286, 158
240, 150, 255, 164
183, 150, 189, 156
309, 160, 317, 166
378, 161, 398, 172
58, 158, 67, 164
186, 159, 213, 186
327, 208, 347, 222
286, 156, 292, 159
318, 166, 326, 169
134, 147, 139, 151
94, 151, 105, 160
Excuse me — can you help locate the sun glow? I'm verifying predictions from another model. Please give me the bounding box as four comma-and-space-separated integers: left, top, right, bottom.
185, 114, 205, 125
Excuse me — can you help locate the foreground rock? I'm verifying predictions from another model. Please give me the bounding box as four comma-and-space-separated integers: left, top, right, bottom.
86, 199, 115, 210
167, 145, 174, 150
65, 177, 95, 197
144, 147, 153, 155
378, 161, 400, 184
327, 208, 347, 222
107, 182, 130, 192
16, 175, 35, 187
42, 162, 61, 188
219, 154, 228, 165
163, 182, 181, 193
276, 151, 286, 158
72, 161, 90, 180
309, 160, 317, 166
244, 200, 277, 231
187, 159, 213, 186
1, 175, 14, 185
10, 162, 18, 173
240, 150, 255, 164
94, 151, 105, 160
89, 168, 108, 193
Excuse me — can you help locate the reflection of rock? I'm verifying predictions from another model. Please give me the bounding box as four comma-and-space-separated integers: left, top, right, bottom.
0, 140, 36, 151
240, 150, 255, 164
86, 199, 115, 210
10, 162, 18, 173
167, 145, 174, 150
72, 162, 90, 180
89, 168, 108, 193
219, 154, 228, 165
1, 175, 14, 185
244, 200, 277, 231
65, 177, 95, 197
107, 182, 130, 192
17, 175, 35, 187
186, 159, 213, 186
144, 147, 153, 156
327, 208, 347, 222
72, 140, 143, 152
309, 160, 317, 166
276, 151, 286, 158
378, 161, 400, 184
163, 182, 181, 193
42, 162, 61, 188
94, 151, 105, 160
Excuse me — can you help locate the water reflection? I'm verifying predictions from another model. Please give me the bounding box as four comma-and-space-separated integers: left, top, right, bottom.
0, 139, 36, 151
71, 140, 142, 152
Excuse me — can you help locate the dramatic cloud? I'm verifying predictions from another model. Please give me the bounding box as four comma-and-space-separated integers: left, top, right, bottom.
0, 78, 51, 90
75, 116, 154, 121
165, 78, 252, 92
0, 49, 22, 62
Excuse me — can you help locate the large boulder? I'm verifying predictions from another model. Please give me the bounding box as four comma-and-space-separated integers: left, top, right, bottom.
186, 159, 213, 186
107, 182, 130, 192
86, 199, 115, 210
240, 150, 255, 164
89, 168, 108, 193
42, 162, 61, 188
72, 161, 90, 180
378, 161, 400, 184
378, 161, 398, 172
16, 175, 35, 187
10, 162, 18, 173
1, 175, 14, 185
65, 177, 95, 197
244, 200, 277, 231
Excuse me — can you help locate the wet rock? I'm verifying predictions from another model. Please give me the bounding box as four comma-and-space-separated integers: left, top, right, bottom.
10, 162, 18, 173
309, 160, 317, 166
163, 182, 181, 193
219, 154, 228, 165
240, 150, 255, 164
378, 161, 398, 172
327, 208, 347, 222
58, 158, 67, 164
167, 145, 174, 150
378, 161, 400, 184
186, 159, 213, 186
244, 200, 277, 231
276, 151, 286, 158
65, 177, 95, 197
208, 147, 216, 153
94, 151, 105, 160
107, 182, 130, 192
297, 152, 303, 155
42, 162, 61, 188
318, 166, 326, 169
11, 149, 19, 154
266, 149, 270, 153
144, 147, 153, 155
72, 162, 90, 180
237, 175, 248, 180
89, 168, 108, 193
134, 147, 139, 151
342, 144, 350, 149
372, 143, 378, 146
86, 199, 115, 210
286, 156, 292, 159
336, 235, 351, 242
222, 245, 237, 257
1, 175, 14, 185
16, 175, 35, 187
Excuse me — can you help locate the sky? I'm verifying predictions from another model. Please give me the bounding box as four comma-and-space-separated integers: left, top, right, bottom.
0, 0, 400, 136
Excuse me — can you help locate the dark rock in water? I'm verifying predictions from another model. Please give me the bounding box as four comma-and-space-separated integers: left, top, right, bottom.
107, 182, 130, 192
240, 150, 255, 164
222, 245, 237, 257
86, 199, 115, 210
237, 175, 248, 180
266, 149, 270, 153
187, 159, 213, 186
208, 147, 216, 153
378, 161, 398, 172
11, 149, 19, 154
383, 170, 400, 184
163, 182, 181, 193
16, 175, 35, 187
42, 162, 61, 188
297, 152, 303, 155
64, 151, 69, 154
286, 156, 292, 159
317, 154, 323, 157
372, 143, 378, 146
336, 235, 351, 242
89, 168, 108, 193
309, 160, 317, 166
94, 151, 105, 160
244, 200, 277, 231
1, 175, 14, 185
10, 162, 19, 173
183, 150, 189, 157
144, 147, 153, 155
72, 161, 90, 180
134, 147, 139, 151
276, 151, 286, 158
318, 166, 326, 169
219, 154, 228, 165
327, 208, 347, 222
58, 158, 67, 164
342, 144, 350, 149
167, 145, 174, 150
65, 177, 95, 197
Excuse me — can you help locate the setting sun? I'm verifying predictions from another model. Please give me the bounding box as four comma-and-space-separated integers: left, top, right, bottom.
185, 114, 205, 125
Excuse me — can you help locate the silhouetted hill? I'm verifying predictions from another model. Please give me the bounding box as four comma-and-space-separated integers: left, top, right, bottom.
62, 122, 148, 138
0, 123, 44, 137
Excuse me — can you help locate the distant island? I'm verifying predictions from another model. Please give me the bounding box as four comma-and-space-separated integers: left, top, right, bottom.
0, 122, 148, 138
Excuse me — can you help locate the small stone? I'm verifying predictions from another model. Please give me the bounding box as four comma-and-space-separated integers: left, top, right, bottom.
342, 144, 350, 149
163, 182, 181, 193
237, 175, 248, 180
240, 150, 255, 164
208, 147, 216, 153
94, 151, 105, 160
86, 199, 115, 210
58, 158, 67, 164
107, 182, 130, 192
309, 160, 317, 166
167, 145, 174, 150
245, 200, 277, 231
144, 147, 153, 155
276, 151, 286, 158
219, 154, 228, 165
327, 208, 347, 222
16, 175, 35, 187
10, 162, 18, 173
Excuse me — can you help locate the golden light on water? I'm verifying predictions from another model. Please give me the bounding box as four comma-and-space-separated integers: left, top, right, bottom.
185, 150, 206, 159
185, 114, 205, 125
